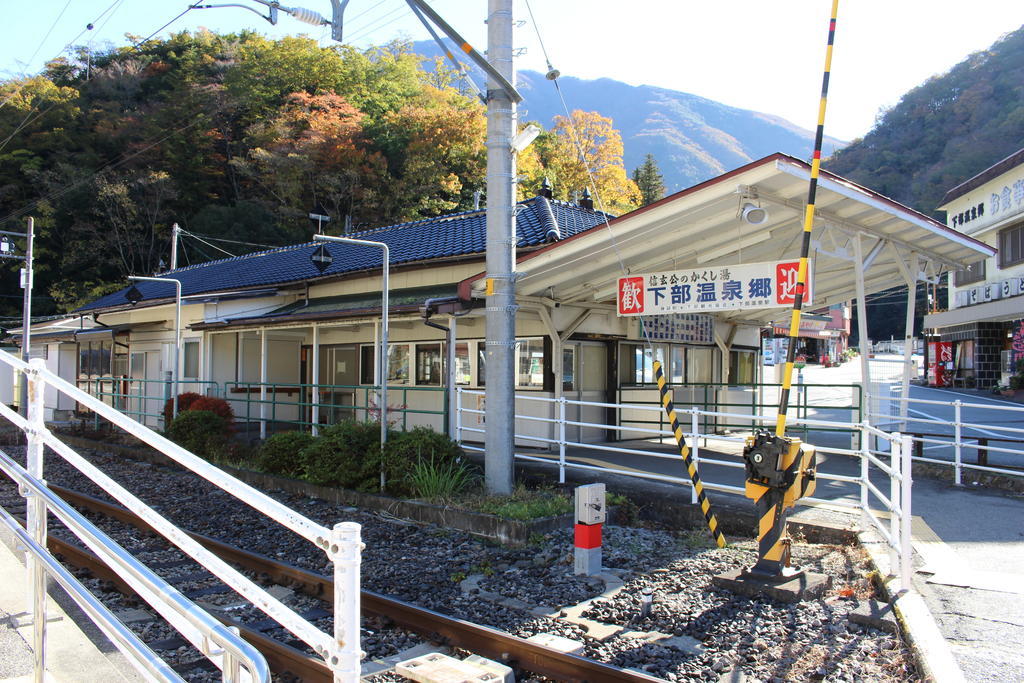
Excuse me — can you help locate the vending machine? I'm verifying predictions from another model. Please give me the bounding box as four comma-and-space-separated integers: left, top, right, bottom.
927, 341, 952, 387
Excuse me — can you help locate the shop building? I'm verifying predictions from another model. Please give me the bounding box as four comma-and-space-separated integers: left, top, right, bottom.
923, 148, 1024, 388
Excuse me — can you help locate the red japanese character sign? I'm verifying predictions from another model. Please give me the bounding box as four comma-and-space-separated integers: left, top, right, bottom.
618, 277, 645, 315
775, 261, 811, 306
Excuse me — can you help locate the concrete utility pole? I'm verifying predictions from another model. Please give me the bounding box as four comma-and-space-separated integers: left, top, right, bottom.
170, 223, 180, 271
484, 0, 517, 495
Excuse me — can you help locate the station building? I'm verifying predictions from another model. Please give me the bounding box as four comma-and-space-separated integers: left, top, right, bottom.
11, 153, 992, 442
923, 148, 1024, 389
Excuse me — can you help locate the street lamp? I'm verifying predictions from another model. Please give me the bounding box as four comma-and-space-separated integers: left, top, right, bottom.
312, 235, 389, 479
127, 275, 183, 422
2, 219, 34, 418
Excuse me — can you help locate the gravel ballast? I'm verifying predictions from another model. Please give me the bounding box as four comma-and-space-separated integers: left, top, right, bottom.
0, 441, 919, 681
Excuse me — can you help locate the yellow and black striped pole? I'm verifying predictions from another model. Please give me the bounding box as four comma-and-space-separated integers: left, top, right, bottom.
653, 360, 726, 548
776, 0, 839, 437
740, 1, 836, 580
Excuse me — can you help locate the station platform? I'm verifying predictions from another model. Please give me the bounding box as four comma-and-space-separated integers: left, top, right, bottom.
0, 525, 140, 683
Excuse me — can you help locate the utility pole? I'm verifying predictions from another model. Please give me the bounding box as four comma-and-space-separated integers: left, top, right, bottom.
170, 223, 180, 271
483, 0, 517, 495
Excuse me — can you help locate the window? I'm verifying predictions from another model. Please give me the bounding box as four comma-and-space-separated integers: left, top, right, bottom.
953, 259, 986, 286
516, 338, 545, 388
416, 343, 442, 385
477, 343, 487, 387
687, 346, 714, 384
728, 350, 756, 385
562, 347, 576, 391
387, 344, 410, 384
455, 343, 471, 385
360, 345, 376, 384
670, 346, 685, 384
183, 340, 200, 379
618, 343, 666, 384
998, 223, 1024, 268
78, 341, 112, 377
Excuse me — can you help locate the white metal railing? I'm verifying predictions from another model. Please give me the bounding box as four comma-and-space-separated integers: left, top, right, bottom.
869, 391, 1024, 484
0, 351, 364, 682
456, 387, 915, 591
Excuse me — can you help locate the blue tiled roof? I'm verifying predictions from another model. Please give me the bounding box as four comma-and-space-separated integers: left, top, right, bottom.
78, 196, 613, 312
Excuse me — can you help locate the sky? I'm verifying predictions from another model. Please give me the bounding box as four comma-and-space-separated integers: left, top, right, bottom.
4, 1, 1024, 142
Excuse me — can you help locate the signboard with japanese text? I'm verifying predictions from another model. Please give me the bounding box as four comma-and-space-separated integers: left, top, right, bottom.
640, 313, 714, 344
617, 260, 812, 316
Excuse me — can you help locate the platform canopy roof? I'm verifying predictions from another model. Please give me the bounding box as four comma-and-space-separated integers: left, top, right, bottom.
469, 153, 996, 327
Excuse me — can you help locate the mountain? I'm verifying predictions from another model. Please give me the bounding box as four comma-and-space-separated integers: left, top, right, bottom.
414, 41, 846, 191
825, 25, 1024, 218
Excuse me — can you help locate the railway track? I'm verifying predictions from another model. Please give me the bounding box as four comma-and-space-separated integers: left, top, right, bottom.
24, 484, 663, 682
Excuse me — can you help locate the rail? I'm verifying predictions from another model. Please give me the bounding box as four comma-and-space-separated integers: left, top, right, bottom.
456, 387, 914, 591
0, 350, 363, 682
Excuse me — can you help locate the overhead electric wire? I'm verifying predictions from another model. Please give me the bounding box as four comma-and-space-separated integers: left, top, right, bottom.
130, 4, 200, 51
24, 0, 74, 75
344, 2, 412, 45
179, 231, 283, 251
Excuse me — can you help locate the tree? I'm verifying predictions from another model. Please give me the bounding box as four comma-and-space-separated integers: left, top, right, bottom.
632, 153, 666, 206
543, 110, 640, 213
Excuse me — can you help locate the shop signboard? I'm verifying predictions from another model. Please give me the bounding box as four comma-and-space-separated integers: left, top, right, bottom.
617, 260, 812, 316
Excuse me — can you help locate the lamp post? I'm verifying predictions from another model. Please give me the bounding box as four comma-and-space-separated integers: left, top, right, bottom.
1, 218, 33, 417
313, 235, 390, 470
127, 276, 182, 422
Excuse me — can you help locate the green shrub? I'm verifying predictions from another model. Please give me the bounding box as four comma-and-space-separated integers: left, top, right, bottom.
166, 410, 229, 459
407, 456, 476, 501
299, 420, 382, 491
383, 426, 465, 495
256, 431, 315, 477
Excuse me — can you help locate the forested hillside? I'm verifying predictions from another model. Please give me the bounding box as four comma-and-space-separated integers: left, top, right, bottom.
825, 26, 1024, 218
0, 32, 638, 318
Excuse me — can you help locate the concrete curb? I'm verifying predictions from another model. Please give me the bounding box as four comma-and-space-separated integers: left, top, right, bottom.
858, 529, 965, 683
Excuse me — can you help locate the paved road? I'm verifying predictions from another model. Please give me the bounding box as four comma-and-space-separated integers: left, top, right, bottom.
517, 357, 1024, 682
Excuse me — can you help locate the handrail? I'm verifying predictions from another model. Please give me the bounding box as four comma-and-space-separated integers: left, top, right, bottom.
0, 350, 363, 681
0, 450, 268, 682
0, 505, 183, 682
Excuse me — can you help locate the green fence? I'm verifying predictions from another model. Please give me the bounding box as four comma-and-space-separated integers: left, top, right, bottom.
616, 381, 863, 443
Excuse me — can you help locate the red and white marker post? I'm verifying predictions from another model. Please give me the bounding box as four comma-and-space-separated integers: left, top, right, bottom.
574, 483, 606, 575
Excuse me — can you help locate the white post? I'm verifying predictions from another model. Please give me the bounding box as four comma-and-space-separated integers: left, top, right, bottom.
331, 521, 362, 682
690, 408, 699, 505
953, 400, 962, 486
853, 234, 872, 427
899, 254, 920, 432
860, 421, 870, 530
484, 0, 517, 495
889, 433, 901, 574
259, 329, 268, 440
25, 360, 47, 682
312, 324, 321, 436
558, 397, 566, 484
900, 434, 914, 593
448, 315, 458, 437
455, 387, 463, 444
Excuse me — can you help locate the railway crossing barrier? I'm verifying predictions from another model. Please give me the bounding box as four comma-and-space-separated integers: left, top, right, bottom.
457, 387, 916, 592
0, 350, 364, 682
